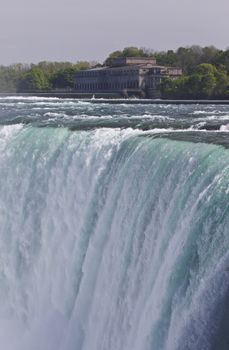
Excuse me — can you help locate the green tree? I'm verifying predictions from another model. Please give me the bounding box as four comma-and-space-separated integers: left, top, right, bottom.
160, 63, 228, 99
213, 65, 228, 97
51, 67, 78, 89
122, 47, 145, 57
194, 63, 217, 98
104, 50, 123, 66
18, 67, 50, 91
216, 50, 229, 74
155, 50, 178, 67
0, 64, 27, 92
160, 76, 188, 99
104, 47, 147, 66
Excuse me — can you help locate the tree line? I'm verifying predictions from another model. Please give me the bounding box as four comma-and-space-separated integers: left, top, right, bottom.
0, 61, 91, 93
1, 46, 229, 98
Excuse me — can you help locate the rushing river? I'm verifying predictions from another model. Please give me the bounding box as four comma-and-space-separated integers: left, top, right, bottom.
0, 97, 228, 350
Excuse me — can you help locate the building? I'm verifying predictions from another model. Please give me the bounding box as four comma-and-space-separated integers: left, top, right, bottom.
74, 57, 182, 98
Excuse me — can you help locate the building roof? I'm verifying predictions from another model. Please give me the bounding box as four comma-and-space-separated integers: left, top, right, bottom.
77, 64, 161, 73
75, 61, 182, 76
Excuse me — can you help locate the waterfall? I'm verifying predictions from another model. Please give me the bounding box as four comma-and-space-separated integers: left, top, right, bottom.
0, 124, 228, 350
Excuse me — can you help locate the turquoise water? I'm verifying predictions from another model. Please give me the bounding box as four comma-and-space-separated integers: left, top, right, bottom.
0, 97, 228, 350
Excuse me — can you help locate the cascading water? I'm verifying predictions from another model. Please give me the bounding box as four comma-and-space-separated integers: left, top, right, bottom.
0, 97, 228, 350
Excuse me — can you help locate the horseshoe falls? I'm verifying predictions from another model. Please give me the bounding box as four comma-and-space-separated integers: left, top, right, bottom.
0, 98, 229, 350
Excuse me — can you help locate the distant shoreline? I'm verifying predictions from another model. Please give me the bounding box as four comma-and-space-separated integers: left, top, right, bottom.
1, 92, 229, 105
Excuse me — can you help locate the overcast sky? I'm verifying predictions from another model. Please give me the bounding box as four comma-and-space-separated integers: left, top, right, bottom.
1, 0, 229, 64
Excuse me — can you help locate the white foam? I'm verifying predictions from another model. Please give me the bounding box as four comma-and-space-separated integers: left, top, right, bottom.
220, 123, 229, 131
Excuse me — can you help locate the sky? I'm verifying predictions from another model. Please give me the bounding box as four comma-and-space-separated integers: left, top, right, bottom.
1, 0, 229, 64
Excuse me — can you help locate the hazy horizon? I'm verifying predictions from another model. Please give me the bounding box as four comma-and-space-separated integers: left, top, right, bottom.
1, 0, 229, 65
